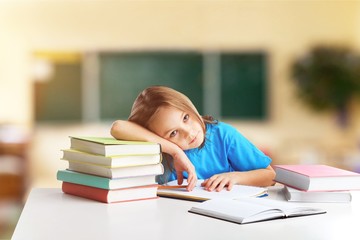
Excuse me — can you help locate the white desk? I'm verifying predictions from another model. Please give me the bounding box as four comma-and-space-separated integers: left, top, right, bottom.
12, 186, 360, 240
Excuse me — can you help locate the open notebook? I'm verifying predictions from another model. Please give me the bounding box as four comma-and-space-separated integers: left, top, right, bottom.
157, 180, 268, 201
189, 197, 326, 224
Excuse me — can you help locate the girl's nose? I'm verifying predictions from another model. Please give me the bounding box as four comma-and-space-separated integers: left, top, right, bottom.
182, 126, 190, 138
185, 129, 194, 140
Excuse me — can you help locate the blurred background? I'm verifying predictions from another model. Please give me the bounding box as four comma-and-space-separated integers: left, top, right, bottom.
1, 0, 360, 238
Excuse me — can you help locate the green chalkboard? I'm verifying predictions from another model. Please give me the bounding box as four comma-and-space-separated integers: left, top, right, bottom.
220, 53, 267, 119
99, 52, 203, 120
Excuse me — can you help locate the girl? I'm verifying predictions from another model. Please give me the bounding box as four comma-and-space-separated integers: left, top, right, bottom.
111, 86, 275, 191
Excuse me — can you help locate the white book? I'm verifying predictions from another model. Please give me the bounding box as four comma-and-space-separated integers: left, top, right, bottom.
189, 197, 326, 224
283, 186, 352, 203
57, 170, 157, 190
157, 180, 268, 201
62, 149, 162, 167
67, 161, 164, 179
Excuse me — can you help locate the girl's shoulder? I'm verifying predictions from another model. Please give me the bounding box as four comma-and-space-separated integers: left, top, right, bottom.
207, 121, 237, 131
206, 121, 239, 139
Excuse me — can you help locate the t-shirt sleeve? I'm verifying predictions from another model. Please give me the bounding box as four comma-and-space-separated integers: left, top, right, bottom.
225, 125, 272, 171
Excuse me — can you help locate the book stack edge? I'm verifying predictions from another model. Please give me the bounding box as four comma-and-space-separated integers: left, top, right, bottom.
274, 164, 360, 203
57, 136, 164, 203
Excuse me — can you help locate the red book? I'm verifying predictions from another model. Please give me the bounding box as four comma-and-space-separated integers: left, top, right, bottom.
274, 165, 360, 191
62, 182, 158, 203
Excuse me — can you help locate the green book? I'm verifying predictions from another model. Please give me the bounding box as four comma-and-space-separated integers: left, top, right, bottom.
57, 170, 157, 190
69, 136, 161, 156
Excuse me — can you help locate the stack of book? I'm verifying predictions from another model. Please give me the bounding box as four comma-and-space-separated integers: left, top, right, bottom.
274, 164, 360, 203
57, 136, 164, 203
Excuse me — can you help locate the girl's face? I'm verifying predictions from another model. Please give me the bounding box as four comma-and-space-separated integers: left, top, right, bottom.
148, 106, 205, 150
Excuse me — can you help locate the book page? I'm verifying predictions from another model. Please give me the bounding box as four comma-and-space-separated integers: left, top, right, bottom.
189, 198, 283, 224
239, 197, 326, 217
158, 180, 268, 201
189, 198, 326, 224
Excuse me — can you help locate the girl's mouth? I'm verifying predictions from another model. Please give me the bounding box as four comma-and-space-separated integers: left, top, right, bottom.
189, 132, 199, 145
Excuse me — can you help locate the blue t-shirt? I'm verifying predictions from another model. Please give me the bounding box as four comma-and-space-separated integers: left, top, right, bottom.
160, 121, 271, 182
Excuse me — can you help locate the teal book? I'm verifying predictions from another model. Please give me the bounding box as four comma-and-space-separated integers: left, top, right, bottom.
69, 136, 161, 156
57, 170, 157, 190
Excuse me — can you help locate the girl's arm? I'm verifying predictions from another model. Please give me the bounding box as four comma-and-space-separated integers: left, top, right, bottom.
201, 165, 276, 192
110, 120, 197, 190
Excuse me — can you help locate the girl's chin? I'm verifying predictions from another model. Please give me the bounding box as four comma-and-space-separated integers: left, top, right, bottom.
191, 138, 205, 149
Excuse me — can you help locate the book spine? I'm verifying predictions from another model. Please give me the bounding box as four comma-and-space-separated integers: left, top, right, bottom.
57, 170, 110, 189
62, 182, 109, 203
66, 161, 164, 179
62, 150, 112, 166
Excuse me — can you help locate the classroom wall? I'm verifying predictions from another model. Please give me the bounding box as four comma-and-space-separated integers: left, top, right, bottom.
1, 1, 360, 166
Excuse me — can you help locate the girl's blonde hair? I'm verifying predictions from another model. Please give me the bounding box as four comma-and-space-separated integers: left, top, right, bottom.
128, 86, 207, 132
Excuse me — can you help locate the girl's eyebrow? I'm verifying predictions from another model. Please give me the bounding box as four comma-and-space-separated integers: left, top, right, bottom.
161, 128, 173, 138
160, 112, 186, 137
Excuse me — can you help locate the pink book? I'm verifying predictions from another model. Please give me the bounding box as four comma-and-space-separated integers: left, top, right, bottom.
62, 182, 158, 203
274, 165, 360, 191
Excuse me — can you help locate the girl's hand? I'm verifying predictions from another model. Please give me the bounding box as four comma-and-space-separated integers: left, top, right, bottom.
201, 172, 239, 192
201, 166, 276, 191
172, 150, 197, 191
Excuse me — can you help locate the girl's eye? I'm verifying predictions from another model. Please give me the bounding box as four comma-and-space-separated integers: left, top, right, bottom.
183, 114, 189, 122
170, 130, 178, 138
